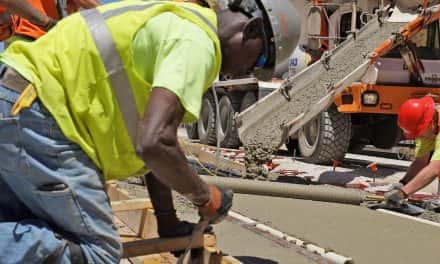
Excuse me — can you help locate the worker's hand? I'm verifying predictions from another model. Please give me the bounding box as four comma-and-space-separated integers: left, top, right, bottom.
384, 189, 407, 207
0, 7, 13, 41
198, 185, 233, 224
42, 17, 57, 31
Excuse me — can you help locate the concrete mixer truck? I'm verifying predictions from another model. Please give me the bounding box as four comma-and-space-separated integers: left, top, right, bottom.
187, 0, 440, 170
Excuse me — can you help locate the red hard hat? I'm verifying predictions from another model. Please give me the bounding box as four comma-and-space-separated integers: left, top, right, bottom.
397, 96, 435, 139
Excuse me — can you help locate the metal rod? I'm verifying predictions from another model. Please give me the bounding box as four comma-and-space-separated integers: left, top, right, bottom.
351, 0, 357, 35
200, 175, 366, 205
308, 35, 347, 40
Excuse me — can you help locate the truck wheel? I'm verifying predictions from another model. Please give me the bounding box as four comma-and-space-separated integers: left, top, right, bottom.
298, 105, 351, 164
197, 92, 217, 145
240, 91, 257, 112
371, 115, 400, 149
218, 93, 242, 148
185, 123, 198, 140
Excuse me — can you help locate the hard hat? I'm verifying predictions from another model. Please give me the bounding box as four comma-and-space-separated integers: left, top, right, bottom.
203, 0, 301, 80
397, 96, 435, 139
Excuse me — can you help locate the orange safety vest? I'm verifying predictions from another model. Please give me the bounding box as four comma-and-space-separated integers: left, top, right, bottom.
12, 0, 79, 39
1, 0, 78, 40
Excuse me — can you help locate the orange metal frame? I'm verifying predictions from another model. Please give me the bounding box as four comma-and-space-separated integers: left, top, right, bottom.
334, 84, 440, 114
370, 5, 440, 61
333, 4, 440, 115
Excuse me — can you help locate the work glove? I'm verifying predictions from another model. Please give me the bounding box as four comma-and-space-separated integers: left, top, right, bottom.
198, 185, 233, 224
384, 188, 408, 207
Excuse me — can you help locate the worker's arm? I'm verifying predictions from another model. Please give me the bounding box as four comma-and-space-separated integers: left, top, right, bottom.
401, 160, 440, 195
71, 0, 101, 9
0, 0, 54, 29
0, 5, 12, 40
401, 135, 440, 194
135, 88, 210, 206
133, 13, 217, 206
385, 156, 438, 206
385, 143, 436, 205
399, 153, 430, 184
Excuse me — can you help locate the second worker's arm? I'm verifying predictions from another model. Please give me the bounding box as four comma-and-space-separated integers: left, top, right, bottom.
0, 0, 55, 29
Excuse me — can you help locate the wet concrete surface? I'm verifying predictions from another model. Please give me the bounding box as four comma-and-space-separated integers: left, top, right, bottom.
120, 180, 440, 264
214, 220, 316, 264
121, 130, 440, 263
231, 194, 440, 264
119, 182, 320, 263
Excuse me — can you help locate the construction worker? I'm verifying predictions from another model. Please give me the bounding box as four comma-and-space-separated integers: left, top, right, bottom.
0, 0, 100, 43
0, 0, 297, 262
385, 96, 440, 206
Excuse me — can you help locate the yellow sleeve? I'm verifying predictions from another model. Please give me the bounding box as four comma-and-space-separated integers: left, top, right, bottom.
152, 38, 215, 123
133, 12, 216, 124
430, 133, 440, 161
414, 137, 435, 159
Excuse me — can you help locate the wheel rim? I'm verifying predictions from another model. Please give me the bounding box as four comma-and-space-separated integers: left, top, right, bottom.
302, 117, 320, 149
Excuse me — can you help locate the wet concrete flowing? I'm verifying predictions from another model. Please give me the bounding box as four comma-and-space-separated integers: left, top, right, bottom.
242, 20, 405, 178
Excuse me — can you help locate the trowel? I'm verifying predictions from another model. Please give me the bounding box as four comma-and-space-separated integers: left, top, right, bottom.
368, 200, 425, 216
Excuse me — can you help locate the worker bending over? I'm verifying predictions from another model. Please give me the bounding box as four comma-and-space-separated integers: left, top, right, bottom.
0, 0, 100, 43
386, 96, 440, 205
0, 0, 297, 262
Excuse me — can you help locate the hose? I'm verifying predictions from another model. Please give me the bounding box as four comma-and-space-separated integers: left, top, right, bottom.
200, 175, 367, 205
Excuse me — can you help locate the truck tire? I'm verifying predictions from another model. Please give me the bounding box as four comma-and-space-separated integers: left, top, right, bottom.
218, 93, 242, 148
298, 105, 351, 165
240, 91, 257, 112
371, 115, 400, 149
197, 92, 217, 145
185, 123, 198, 140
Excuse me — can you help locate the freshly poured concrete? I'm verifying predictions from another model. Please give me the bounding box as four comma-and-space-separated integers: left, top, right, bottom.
232, 194, 440, 264
174, 197, 318, 263
120, 176, 440, 263
215, 221, 316, 264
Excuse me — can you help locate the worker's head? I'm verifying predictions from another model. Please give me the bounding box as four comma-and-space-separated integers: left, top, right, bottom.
398, 96, 437, 139
211, 0, 301, 80
216, 9, 263, 77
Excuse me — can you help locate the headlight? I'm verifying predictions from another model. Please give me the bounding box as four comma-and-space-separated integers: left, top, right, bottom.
362, 92, 379, 106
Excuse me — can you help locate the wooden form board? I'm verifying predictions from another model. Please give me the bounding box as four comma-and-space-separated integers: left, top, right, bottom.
107, 181, 242, 264
107, 182, 157, 240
